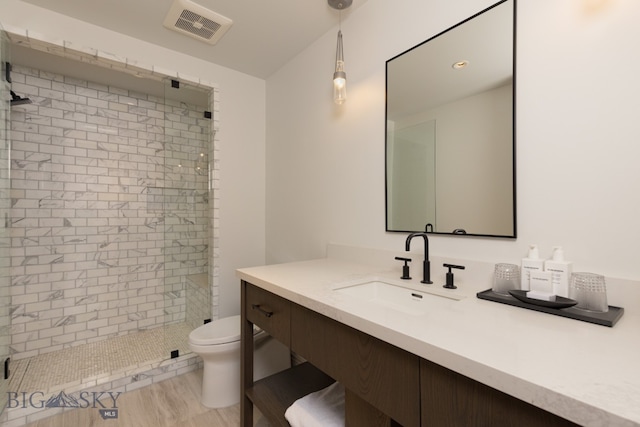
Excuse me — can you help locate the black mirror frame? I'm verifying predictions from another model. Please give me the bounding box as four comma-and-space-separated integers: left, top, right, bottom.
384, 0, 517, 239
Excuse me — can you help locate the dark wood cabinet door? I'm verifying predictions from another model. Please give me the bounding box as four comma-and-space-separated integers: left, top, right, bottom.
420, 359, 579, 427
291, 304, 421, 427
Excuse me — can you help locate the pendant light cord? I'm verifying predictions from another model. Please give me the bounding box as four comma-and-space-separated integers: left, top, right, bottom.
335, 10, 344, 71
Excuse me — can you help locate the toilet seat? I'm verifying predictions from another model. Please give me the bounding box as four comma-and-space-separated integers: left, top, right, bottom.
189, 315, 260, 346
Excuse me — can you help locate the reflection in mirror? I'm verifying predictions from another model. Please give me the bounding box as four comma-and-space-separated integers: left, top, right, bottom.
385, 0, 516, 238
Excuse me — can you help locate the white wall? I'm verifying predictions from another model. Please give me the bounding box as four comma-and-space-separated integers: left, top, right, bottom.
1, 0, 266, 317
266, 0, 640, 281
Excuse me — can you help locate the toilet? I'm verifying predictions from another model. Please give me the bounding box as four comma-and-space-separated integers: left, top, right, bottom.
189, 315, 291, 408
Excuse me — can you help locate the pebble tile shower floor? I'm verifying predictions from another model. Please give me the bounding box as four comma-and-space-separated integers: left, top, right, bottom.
9, 322, 193, 395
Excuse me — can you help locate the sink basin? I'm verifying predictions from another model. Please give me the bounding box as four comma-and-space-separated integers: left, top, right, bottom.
334, 280, 460, 316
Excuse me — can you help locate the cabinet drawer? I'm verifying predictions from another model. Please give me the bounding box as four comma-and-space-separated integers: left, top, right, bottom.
244, 282, 291, 346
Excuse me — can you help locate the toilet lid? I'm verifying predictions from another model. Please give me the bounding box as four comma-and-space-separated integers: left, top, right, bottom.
189, 315, 260, 346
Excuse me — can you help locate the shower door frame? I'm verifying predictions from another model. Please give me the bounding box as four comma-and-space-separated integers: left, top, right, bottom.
0, 23, 12, 416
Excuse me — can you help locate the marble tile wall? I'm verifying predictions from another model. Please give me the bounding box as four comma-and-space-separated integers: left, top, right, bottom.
8, 64, 212, 360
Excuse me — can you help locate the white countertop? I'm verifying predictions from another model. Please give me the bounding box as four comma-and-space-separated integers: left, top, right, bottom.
237, 255, 640, 427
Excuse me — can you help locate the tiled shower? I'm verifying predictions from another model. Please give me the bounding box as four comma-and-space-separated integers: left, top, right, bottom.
1, 31, 219, 425
10, 62, 212, 357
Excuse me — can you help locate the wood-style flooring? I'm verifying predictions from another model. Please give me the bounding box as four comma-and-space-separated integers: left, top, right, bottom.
23, 369, 266, 427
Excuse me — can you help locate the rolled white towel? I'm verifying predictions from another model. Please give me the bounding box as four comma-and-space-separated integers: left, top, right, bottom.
284, 381, 345, 427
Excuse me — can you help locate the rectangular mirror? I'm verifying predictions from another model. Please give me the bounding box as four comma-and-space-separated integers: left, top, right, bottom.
385, 0, 516, 238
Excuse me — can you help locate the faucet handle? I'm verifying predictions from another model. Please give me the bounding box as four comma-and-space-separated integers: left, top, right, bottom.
395, 256, 412, 280
443, 263, 465, 289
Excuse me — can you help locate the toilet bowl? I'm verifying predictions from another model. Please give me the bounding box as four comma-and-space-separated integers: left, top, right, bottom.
189, 315, 291, 408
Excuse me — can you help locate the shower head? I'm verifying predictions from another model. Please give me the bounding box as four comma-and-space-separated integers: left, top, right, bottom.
10, 90, 32, 106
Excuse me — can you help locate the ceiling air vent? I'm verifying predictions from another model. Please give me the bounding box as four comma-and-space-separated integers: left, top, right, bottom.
163, 0, 233, 45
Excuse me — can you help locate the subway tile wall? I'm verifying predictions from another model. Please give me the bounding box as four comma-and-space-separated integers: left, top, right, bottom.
8, 64, 214, 360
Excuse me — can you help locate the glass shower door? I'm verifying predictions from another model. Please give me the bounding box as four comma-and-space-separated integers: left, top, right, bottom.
162, 78, 212, 359
0, 24, 12, 416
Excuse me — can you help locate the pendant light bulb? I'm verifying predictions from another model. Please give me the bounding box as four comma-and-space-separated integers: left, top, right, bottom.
333, 30, 346, 105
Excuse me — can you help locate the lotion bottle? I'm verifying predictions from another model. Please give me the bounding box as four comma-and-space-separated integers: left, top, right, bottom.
545, 246, 572, 298
521, 244, 544, 291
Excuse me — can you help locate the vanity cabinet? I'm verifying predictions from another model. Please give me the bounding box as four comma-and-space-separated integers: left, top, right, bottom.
241, 281, 577, 427
241, 281, 411, 426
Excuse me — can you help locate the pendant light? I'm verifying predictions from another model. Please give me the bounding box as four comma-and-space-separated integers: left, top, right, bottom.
328, 0, 352, 105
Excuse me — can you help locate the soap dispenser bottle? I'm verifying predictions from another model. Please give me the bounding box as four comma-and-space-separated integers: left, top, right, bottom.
544, 246, 572, 298
521, 244, 544, 291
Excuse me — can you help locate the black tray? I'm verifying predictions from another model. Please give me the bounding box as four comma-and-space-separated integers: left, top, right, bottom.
477, 289, 624, 327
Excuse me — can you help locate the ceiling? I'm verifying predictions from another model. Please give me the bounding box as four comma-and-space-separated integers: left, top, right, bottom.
22, 0, 369, 79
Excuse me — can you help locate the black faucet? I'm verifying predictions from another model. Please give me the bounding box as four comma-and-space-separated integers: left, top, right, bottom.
405, 232, 432, 284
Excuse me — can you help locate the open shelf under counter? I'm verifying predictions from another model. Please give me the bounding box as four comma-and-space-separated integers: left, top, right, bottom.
245, 362, 335, 426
